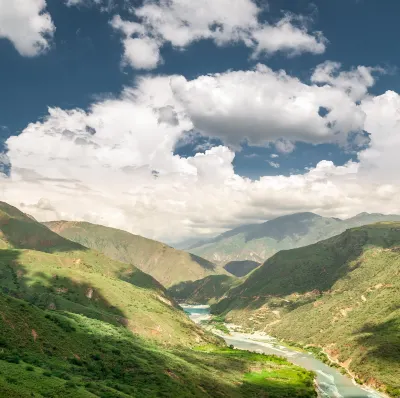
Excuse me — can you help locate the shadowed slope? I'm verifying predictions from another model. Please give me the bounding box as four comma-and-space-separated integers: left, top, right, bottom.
44, 221, 224, 287
168, 275, 240, 305
224, 260, 260, 277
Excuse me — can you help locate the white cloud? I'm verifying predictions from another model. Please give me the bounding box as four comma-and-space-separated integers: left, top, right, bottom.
267, 160, 280, 168
2, 66, 400, 243
111, 0, 327, 70
170, 63, 375, 148
252, 16, 326, 57
270, 154, 279, 158
0, 0, 55, 56
122, 37, 162, 69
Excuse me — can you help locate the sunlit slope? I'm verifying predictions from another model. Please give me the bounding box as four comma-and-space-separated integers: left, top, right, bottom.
0, 201, 211, 345
0, 293, 316, 398
44, 220, 224, 287
213, 223, 400, 395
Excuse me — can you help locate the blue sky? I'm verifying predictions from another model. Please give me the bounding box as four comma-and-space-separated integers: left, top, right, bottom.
1, 0, 400, 241
1, 0, 398, 177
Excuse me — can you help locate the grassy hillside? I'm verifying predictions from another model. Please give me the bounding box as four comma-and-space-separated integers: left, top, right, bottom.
0, 201, 211, 346
0, 202, 317, 397
213, 223, 400, 396
44, 221, 224, 287
168, 275, 241, 305
0, 293, 317, 398
189, 212, 400, 265
224, 260, 260, 277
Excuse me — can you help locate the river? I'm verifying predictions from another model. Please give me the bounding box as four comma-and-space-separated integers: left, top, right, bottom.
182, 304, 385, 398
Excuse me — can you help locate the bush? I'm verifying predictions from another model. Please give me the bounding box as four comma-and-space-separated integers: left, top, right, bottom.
25, 365, 35, 372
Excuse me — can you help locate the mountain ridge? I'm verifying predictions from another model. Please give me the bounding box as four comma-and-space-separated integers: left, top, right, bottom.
188, 211, 400, 265
43, 220, 226, 287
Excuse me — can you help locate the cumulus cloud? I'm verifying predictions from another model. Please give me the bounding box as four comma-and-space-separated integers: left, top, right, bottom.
170, 63, 377, 148
252, 15, 326, 57
1, 66, 400, 243
0, 0, 55, 56
111, 0, 327, 70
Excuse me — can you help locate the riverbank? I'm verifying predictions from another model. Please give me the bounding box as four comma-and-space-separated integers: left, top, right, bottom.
183, 304, 386, 398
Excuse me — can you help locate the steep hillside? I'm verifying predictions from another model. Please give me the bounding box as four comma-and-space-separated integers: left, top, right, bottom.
213, 223, 400, 395
0, 293, 316, 398
223, 260, 260, 277
0, 202, 317, 397
44, 221, 223, 287
168, 275, 240, 305
0, 201, 210, 346
189, 212, 400, 265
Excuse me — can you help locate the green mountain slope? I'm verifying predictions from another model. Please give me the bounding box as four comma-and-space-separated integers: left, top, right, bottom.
0, 293, 316, 398
0, 201, 210, 346
44, 221, 224, 287
213, 223, 400, 395
168, 275, 241, 305
189, 212, 400, 265
0, 202, 317, 397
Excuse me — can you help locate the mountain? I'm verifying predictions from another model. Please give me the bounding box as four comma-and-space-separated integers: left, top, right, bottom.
223, 260, 260, 277
168, 275, 241, 305
0, 202, 316, 397
212, 223, 400, 396
189, 211, 400, 265
0, 201, 208, 346
43, 221, 224, 287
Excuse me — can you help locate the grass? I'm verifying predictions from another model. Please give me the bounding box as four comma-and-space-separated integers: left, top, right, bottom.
0, 293, 317, 397
0, 201, 318, 397
212, 223, 400, 396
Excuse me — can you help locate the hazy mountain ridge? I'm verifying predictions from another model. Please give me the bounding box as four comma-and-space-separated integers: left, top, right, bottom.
189, 212, 400, 265
212, 222, 400, 395
44, 220, 225, 287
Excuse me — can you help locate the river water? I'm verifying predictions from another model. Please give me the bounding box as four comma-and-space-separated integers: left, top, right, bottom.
182, 304, 385, 398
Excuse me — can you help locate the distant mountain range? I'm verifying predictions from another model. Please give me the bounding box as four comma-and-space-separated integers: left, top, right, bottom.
187, 212, 400, 266
44, 220, 226, 287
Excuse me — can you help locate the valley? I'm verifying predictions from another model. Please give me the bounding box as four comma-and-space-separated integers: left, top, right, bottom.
183, 304, 386, 398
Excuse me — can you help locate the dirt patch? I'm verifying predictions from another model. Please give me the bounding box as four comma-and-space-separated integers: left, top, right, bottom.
31, 329, 38, 342
164, 369, 180, 381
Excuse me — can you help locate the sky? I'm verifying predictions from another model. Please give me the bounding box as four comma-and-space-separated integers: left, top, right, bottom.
1, 0, 400, 243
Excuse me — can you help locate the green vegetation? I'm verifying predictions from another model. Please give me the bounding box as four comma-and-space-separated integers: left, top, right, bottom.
0, 201, 318, 397
0, 201, 213, 346
0, 293, 316, 397
44, 220, 225, 287
168, 274, 240, 304
212, 223, 400, 396
190, 211, 400, 265
200, 315, 231, 334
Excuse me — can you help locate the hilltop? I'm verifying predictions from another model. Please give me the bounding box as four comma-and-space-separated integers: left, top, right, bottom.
212, 223, 400, 396
44, 221, 224, 287
188, 211, 400, 265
